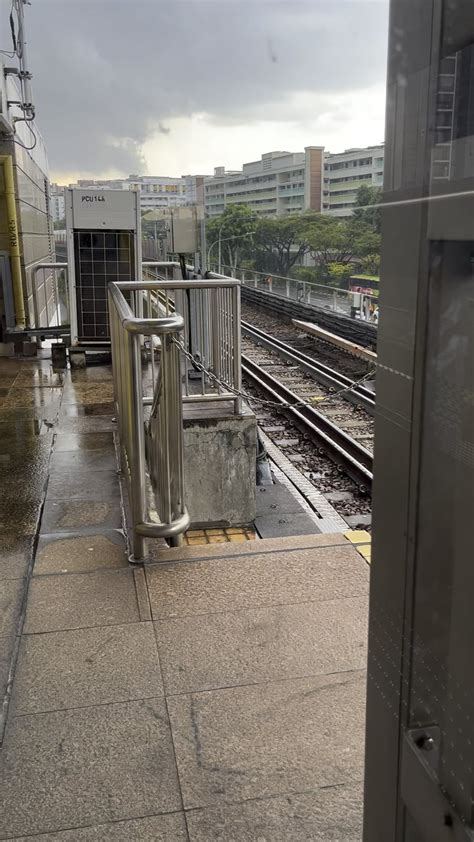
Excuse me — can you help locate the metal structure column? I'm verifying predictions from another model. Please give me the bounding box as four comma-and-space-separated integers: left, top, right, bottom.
364, 1, 474, 840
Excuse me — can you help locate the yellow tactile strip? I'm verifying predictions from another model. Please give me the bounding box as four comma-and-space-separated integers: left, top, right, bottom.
344, 529, 371, 564
184, 527, 257, 546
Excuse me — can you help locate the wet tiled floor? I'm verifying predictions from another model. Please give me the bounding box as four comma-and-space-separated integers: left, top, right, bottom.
0, 352, 369, 841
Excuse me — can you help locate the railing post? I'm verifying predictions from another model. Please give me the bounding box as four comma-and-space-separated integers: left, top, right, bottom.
233, 285, 242, 415
130, 331, 147, 560
32, 267, 40, 328
109, 280, 190, 550
211, 288, 221, 384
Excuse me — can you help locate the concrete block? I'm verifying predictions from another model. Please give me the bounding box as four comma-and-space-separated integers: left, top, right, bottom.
183, 402, 257, 526
69, 350, 86, 369
22, 340, 38, 357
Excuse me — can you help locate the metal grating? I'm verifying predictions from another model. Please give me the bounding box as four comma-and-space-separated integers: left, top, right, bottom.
74, 229, 135, 341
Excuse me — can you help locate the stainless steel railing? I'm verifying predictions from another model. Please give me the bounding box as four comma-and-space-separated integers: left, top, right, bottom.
140, 263, 242, 414
31, 262, 69, 329
218, 264, 379, 323
108, 280, 190, 560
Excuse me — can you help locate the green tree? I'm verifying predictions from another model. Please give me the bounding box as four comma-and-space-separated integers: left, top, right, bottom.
360, 253, 381, 276
304, 214, 380, 276
290, 266, 319, 284
53, 217, 65, 229
353, 184, 382, 233
252, 215, 310, 276
302, 214, 381, 279
301, 215, 353, 278
206, 204, 257, 270
327, 262, 353, 286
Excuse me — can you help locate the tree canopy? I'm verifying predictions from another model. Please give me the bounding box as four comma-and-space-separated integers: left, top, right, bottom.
252, 215, 311, 276
300, 214, 380, 278
206, 204, 257, 270
205, 188, 382, 281
352, 184, 382, 233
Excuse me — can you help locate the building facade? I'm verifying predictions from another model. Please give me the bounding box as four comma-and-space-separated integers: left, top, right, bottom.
204, 145, 384, 219
323, 145, 385, 217
0, 64, 54, 339
64, 174, 207, 212
129, 176, 186, 210
49, 183, 65, 223
204, 147, 325, 218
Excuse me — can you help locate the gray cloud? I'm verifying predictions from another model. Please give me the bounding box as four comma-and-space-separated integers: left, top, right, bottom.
1, 0, 389, 175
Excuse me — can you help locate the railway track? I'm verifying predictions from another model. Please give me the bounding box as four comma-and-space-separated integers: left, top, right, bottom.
241, 353, 373, 491
241, 284, 377, 350
241, 320, 375, 413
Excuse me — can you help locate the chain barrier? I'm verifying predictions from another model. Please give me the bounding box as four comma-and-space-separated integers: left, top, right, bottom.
171, 338, 376, 411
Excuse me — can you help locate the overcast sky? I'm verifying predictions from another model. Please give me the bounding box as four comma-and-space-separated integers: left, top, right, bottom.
2, 0, 390, 182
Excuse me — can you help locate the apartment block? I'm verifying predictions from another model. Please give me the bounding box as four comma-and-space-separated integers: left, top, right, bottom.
204, 145, 384, 219
49, 183, 65, 222
204, 147, 325, 218
324, 145, 385, 217
64, 174, 206, 212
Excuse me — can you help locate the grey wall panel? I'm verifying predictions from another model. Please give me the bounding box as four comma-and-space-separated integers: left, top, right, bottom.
365, 0, 474, 839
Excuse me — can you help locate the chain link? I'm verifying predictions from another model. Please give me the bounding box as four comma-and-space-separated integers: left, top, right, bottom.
171, 338, 376, 411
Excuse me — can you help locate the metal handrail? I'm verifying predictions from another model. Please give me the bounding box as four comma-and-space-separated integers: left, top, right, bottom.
32, 262, 68, 329
138, 265, 243, 414
108, 280, 190, 560
218, 263, 379, 322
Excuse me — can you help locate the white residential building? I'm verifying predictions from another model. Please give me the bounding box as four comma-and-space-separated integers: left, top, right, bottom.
49, 183, 65, 222
323, 145, 385, 217
204, 145, 384, 219
67, 175, 207, 212
204, 148, 325, 218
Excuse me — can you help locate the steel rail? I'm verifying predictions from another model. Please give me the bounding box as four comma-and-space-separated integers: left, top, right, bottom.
241, 354, 373, 491
241, 320, 375, 413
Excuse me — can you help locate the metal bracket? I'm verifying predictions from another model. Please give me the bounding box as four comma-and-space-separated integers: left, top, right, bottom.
401, 727, 474, 841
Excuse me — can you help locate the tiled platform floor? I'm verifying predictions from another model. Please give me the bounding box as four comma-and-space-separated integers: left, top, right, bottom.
0, 353, 369, 840
184, 527, 256, 546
